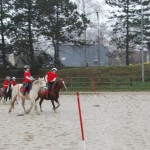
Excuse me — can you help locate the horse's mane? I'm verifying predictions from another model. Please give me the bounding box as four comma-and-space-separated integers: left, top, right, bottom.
31, 78, 45, 87
52, 79, 64, 90
32, 80, 39, 85
52, 80, 58, 90
31, 80, 41, 88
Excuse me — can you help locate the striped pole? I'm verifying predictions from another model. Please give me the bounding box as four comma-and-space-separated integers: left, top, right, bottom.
94, 80, 96, 98
76, 92, 86, 150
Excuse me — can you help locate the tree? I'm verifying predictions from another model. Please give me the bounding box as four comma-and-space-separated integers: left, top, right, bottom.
35, 51, 54, 68
36, 0, 89, 68
0, 0, 12, 65
105, 0, 143, 66
10, 0, 38, 68
142, 1, 150, 61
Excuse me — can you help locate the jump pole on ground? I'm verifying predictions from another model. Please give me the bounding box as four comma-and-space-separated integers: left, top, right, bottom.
76, 92, 86, 150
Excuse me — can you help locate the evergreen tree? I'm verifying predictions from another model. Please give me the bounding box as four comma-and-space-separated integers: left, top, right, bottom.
10, 0, 38, 68
105, 0, 142, 66
36, 0, 89, 68
0, 0, 12, 65
142, 1, 150, 61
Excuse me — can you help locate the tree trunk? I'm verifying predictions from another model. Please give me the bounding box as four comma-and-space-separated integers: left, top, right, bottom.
0, 0, 6, 65
54, 40, 61, 68
27, 0, 34, 68
126, 0, 129, 66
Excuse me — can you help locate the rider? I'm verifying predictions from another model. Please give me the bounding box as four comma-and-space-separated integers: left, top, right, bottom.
11, 77, 17, 86
3, 76, 11, 96
45, 67, 57, 98
23, 65, 34, 95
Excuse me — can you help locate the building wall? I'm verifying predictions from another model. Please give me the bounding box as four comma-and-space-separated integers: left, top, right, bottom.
59, 45, 108, 67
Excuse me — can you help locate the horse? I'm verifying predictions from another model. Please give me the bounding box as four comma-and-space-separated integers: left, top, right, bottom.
8, 77, 46, 115
4, 83, 13, 103
35, 79, 67, 112
0, 88, 4, 103
0, 83, 13, 104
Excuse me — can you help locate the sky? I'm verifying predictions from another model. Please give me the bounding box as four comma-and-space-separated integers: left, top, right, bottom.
70, 0, 110, 23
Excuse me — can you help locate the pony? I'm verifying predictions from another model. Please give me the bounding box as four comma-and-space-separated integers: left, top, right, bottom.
35, 79, 67, 112
8, 77, 46, 115
0, 83, 13, 104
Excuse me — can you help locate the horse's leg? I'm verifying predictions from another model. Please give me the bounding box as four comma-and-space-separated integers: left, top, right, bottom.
8, 92, 11, 103
3, 96, 6, 104
25, 100, 33, 114
51, 99, 56, 112
9, 97, 11, 104
34, 96, 39, 111
22, 99, 26, 113
54, 98, 60, 109
0, 96, 2, 104
17, 98, 25, 116
39, 99, 44, 112
8, 95, 17, 113
26, 98, 40, 115
34, 98, 40, 115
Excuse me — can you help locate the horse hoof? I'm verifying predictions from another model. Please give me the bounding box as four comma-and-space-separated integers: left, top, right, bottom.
8, 108, 11, 113
17, 113, 24, 116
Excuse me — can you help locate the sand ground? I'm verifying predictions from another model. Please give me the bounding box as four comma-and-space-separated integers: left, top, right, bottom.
0, 92, 150, 150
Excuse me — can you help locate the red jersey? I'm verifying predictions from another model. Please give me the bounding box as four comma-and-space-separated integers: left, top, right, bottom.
46, 71, 57, 82
11, 80, 17, 86
3, 80, 10, 89
23, 71, 31, 83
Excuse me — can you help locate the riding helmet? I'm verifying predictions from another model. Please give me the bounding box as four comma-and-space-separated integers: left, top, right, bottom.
24, 65, 30, 69
6, 76, 11, 80
51, 68, 57, 71
12, 77, 16, 80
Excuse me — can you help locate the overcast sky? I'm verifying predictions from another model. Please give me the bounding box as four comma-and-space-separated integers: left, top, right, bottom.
70, 0, 108, 22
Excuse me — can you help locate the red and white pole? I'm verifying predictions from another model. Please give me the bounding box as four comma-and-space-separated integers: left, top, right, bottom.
94, 80, 97, 98
76, 92, 86, 150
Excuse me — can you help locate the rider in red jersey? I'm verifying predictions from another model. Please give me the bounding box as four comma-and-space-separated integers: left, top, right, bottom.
45, 68, 57, 98
23, 65, 34, 95
3, 76, 11, 96
11, 77, 17, 86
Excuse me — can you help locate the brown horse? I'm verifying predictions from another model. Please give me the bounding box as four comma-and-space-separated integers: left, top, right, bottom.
35, 79, 67, 112
0, 83, 13, 104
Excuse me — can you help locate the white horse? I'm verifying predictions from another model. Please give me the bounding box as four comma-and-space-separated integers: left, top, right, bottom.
8, 77, 46, 115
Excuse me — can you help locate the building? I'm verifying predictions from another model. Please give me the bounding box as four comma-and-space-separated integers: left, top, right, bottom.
59, 44, 108, 67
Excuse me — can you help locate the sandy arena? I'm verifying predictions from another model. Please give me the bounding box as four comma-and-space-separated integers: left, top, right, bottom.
0, 92, 150, 150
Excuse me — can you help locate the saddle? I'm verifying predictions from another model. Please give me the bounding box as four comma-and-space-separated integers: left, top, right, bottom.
38, 87, 58, 99
20, 85, 32, 95
20, 86, 26, 93
39, 87, 48, 95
